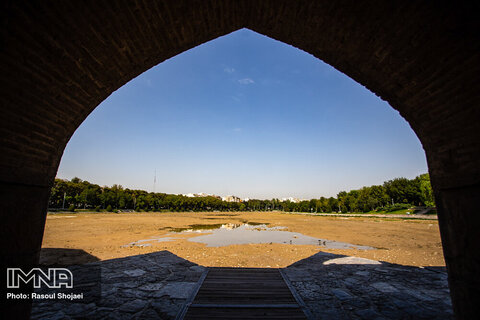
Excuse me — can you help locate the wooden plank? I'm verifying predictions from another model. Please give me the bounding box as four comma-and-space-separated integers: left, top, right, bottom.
183, 268, 307, 319
175, 269, 209, 320
185, 307, 306, 319
192, 299, 296, 305
190, 304, 299, 308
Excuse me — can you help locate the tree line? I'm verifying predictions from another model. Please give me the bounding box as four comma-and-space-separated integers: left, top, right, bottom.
48, 174, 434, 213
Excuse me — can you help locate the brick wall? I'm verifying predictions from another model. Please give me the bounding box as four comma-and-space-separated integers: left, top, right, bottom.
1, 1, 479, 318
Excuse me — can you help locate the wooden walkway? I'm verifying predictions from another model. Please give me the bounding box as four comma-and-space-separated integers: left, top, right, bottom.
178, 268, 308, 319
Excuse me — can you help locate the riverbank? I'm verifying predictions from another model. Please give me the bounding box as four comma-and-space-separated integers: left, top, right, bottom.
40, 211, 445, 267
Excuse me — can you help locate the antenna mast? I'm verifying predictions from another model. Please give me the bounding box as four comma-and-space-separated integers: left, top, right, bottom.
153, 169, 156, 193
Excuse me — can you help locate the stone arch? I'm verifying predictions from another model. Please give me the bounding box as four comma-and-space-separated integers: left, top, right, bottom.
1, 1, 479, 318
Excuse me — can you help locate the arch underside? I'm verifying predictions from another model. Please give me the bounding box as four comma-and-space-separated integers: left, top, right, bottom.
1, 1, 479, 318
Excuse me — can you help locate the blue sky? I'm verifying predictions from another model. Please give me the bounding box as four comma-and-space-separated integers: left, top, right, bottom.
57, 29, 427, 199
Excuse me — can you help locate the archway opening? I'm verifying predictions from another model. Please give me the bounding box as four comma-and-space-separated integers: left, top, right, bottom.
3, 2, 478, 318
34, 29, 451, 319
45, 29, 438, 266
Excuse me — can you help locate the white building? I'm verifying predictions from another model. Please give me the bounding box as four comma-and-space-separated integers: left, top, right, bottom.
222, 195, 242, 203
182, 192, 221, 199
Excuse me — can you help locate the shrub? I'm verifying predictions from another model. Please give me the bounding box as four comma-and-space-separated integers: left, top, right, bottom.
106, 205, 113, 212
136, 207, 142, 212
384, 203, 411, 212
68, 204, 75, 212
94, 206, 101, 212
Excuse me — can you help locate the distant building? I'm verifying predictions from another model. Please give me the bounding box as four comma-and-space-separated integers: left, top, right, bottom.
196, 192, 209, 197
222, 195, 242, 203
182, 192, 221, 199
281, 197, 301, 203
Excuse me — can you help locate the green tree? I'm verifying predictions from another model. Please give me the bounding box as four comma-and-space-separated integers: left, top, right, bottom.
416, 173, 435, 206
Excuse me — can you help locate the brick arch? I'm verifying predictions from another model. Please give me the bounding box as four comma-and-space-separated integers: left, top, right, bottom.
1, 1, 479, 318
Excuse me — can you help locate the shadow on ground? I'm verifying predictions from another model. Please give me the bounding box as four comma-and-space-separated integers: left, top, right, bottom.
39, 248, 101, 265
285, 252, 452, 319
31, 250, 453, 319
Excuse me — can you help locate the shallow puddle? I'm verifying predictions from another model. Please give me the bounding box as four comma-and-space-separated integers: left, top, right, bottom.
168, 221, 265, 233
124, 223, 374, 250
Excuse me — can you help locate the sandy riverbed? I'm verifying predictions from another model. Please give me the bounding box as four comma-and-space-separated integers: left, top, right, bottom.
40, 211, 445, 268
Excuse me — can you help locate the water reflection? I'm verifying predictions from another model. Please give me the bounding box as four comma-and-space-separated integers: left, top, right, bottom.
168, 221, 265, 233
124, 223, 374, 250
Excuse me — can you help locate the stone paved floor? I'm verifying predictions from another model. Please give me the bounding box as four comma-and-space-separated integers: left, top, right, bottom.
31, 251, 453, 319
31, 251, 206, 319
285, 252, 453, 320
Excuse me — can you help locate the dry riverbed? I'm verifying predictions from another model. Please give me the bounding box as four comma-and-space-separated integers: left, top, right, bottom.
40, 211, 445, 268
